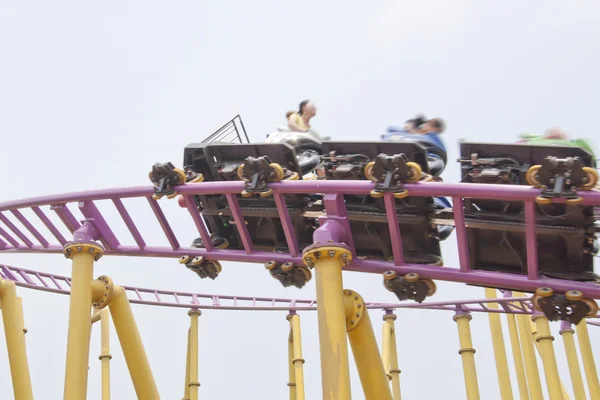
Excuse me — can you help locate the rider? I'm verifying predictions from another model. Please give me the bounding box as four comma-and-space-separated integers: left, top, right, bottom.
517, 128, 596, 158
383, 115, 448, 178
287, 100, 317, 132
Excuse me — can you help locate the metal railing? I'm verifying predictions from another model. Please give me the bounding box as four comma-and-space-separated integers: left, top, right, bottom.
201, 114, 250, 144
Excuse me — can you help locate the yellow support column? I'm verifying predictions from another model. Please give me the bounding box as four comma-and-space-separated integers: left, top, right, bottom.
344, 290, 392, 400
63, 241, 103, 400
453, 311, 480, 400
188, 309, 201, 400
503, 301, 529, 400
99, 278, 160, 399
382, 312, 401, 400
287, 313, 305, 400
287, 330, 297, 400
531, 313, 562, 400
99, 309, 111, 400
0, 279, 33, 400
514, 293, 543, 400
530, 320, 571, 400
303, 245, 352, 400
484, 288, 513, 400
559, 322, 586, 400
183, 328, 191, 400
576, 319, 600, 399
18, 297, 27, 334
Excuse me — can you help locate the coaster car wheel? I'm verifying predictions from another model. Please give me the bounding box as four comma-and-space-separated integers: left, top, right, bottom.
405, 162, 422, 183
269, 163, 285, 181
364, 162, 377, 182
583, 298, 599, 317
370, 189, 384, 198
237, 164, 247, 181
581, 167, 598, 190
393, 189, 409, 199
535, 195, 552, 205
526, 165, 542, 187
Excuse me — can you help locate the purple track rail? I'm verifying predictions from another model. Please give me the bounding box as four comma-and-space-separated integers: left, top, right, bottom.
0, 181, 599, 298
3, 263, 599, 321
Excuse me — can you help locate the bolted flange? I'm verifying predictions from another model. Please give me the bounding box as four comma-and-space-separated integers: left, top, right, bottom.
302, 243, 353, 269
63, 242, 104, 262
344, 289, 365, 332
92, 275, 114, 309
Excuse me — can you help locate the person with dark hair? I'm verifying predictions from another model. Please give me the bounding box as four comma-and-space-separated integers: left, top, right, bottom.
287, 100, 317, 132
403, 114, 428, 133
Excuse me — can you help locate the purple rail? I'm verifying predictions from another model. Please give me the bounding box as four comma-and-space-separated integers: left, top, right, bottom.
0, 181, 598, 299
2, 263, 598, 319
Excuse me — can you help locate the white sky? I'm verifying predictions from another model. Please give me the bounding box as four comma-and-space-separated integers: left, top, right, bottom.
1, 1, 599, 399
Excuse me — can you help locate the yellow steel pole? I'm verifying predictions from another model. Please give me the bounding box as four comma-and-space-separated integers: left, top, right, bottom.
575, 319, 600, 399
99, 309, 111, 400
288, 313, 306, 400
504, 309, 529, 400
453, 311, 480, 400
344, 290, 392, 400
303, 246, 352, 400
530, 314, 563, 400
559, 322, 586, 400
514, 293, 543, 400
383, 312, 401, 400
529, 319, 571, 400
188, 309, 201, 400
17, 297, 27, 334
0, 279, 33, 400
183, 328, 191, 400
108, 285, 160, 399
287, 329, 297, 400
381, 321, 392, 381
484, 288, 513, 400
63, 242, 102, 400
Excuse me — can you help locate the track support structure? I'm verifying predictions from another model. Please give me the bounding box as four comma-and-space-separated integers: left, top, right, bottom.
303, 220, 353, 400
63, 224, 104, 400
576, 318, 600, 399
287, 312, 305, 400
344, 290, 392, 400
381, 311, 401, 400
559, 321, 586, 400
453, 310, 480, 400
0, 279, 34, 400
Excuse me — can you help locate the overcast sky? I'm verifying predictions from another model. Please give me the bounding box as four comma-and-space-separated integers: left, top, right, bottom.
1, 1, 599, 399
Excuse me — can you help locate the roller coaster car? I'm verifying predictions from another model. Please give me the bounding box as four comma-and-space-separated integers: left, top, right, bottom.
182, 142, 319, 252
458, 141, 599, 281
316, 141, 447, 264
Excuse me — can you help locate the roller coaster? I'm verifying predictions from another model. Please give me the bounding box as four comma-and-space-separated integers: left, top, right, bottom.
0, 114, 599, 399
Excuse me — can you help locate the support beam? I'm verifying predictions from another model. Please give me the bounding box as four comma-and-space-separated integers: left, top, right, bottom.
382, 311, 401, 400
453, 311, 480, 400
345, 290, 392, 400
576, 319, 600, 399
484, 288, 513, 400
514, 293, 543, 400
183, 328, 191, 400
0, 279, 33, 400
287, 329, 297, 400
99, 309, 111, 400
559, 322, 586, 400
303, 233, 352, 400
188, 309, 201, 400
531, 313, 562, 400
287, 313, 305, 400
18, 297, 27, 334
63, 239, 103, 400
503, 291, 529, 400
108, 284, 160, 399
